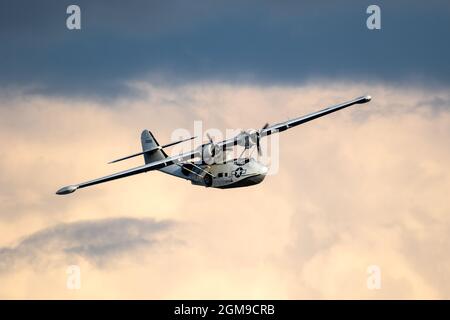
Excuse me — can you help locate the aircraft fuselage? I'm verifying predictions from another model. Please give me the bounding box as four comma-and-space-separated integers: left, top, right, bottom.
159, 158, 268, 189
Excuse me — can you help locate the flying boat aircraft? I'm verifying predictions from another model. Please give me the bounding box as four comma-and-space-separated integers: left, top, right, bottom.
56, 95, 371, 194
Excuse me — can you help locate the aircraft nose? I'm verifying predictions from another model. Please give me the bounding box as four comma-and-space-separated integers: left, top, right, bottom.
259, 164, 269, 175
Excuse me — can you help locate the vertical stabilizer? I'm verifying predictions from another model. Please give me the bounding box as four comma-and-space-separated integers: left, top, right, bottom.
141, 130, 167, 164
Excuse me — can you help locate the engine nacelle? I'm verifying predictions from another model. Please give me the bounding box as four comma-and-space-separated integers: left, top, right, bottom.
237, 129, 258, 148
202, 143, 224, 164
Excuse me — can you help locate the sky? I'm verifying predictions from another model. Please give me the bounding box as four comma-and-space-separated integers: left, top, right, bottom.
0, 1, 449, 299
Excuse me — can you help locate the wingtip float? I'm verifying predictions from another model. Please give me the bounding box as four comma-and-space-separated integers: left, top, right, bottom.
56, 185, 79, 195
359, 95, 372, 103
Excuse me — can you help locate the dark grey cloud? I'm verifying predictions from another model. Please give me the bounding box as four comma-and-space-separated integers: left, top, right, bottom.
1, 0, 449, 97
0, 217, 175, 271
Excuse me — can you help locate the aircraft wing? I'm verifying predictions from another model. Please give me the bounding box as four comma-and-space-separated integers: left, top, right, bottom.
56, 149, 199, 195
215, 95, 371, 150
261, 95, 371, 136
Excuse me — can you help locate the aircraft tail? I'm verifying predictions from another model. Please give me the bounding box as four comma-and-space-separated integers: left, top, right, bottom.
141, 130, 168, 164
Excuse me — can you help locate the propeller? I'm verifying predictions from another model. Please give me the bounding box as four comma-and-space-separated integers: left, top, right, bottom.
238, 123, 270, 156
256, 123, 269, 156
203, 132, 223, 164
206, 133, 217, 156
206, 132, 214, 144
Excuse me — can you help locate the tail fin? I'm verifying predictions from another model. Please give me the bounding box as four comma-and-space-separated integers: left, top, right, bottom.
141, 130, 167, 164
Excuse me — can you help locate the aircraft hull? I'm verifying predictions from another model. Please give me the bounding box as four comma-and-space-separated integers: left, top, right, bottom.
215, 173, 266, 189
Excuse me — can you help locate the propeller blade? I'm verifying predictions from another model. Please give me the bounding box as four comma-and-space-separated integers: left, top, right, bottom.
206, 133, 213, 144
256, 123, 268, 157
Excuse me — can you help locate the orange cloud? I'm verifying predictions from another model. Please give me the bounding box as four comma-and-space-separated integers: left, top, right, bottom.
0, 82, 449, 298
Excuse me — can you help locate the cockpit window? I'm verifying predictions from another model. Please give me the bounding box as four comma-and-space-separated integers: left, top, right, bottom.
234, 158, 250, 165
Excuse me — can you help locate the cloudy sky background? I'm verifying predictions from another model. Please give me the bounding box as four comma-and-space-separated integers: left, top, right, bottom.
0, 1, 449, 298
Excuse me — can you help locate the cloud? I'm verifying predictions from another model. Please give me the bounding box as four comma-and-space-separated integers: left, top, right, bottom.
1, 1, 449, 96
0, 217, 175, 272
0, 81, 449, 298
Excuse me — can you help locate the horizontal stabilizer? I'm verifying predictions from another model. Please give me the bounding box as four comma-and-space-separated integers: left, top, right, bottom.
108, 136, 196, 164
